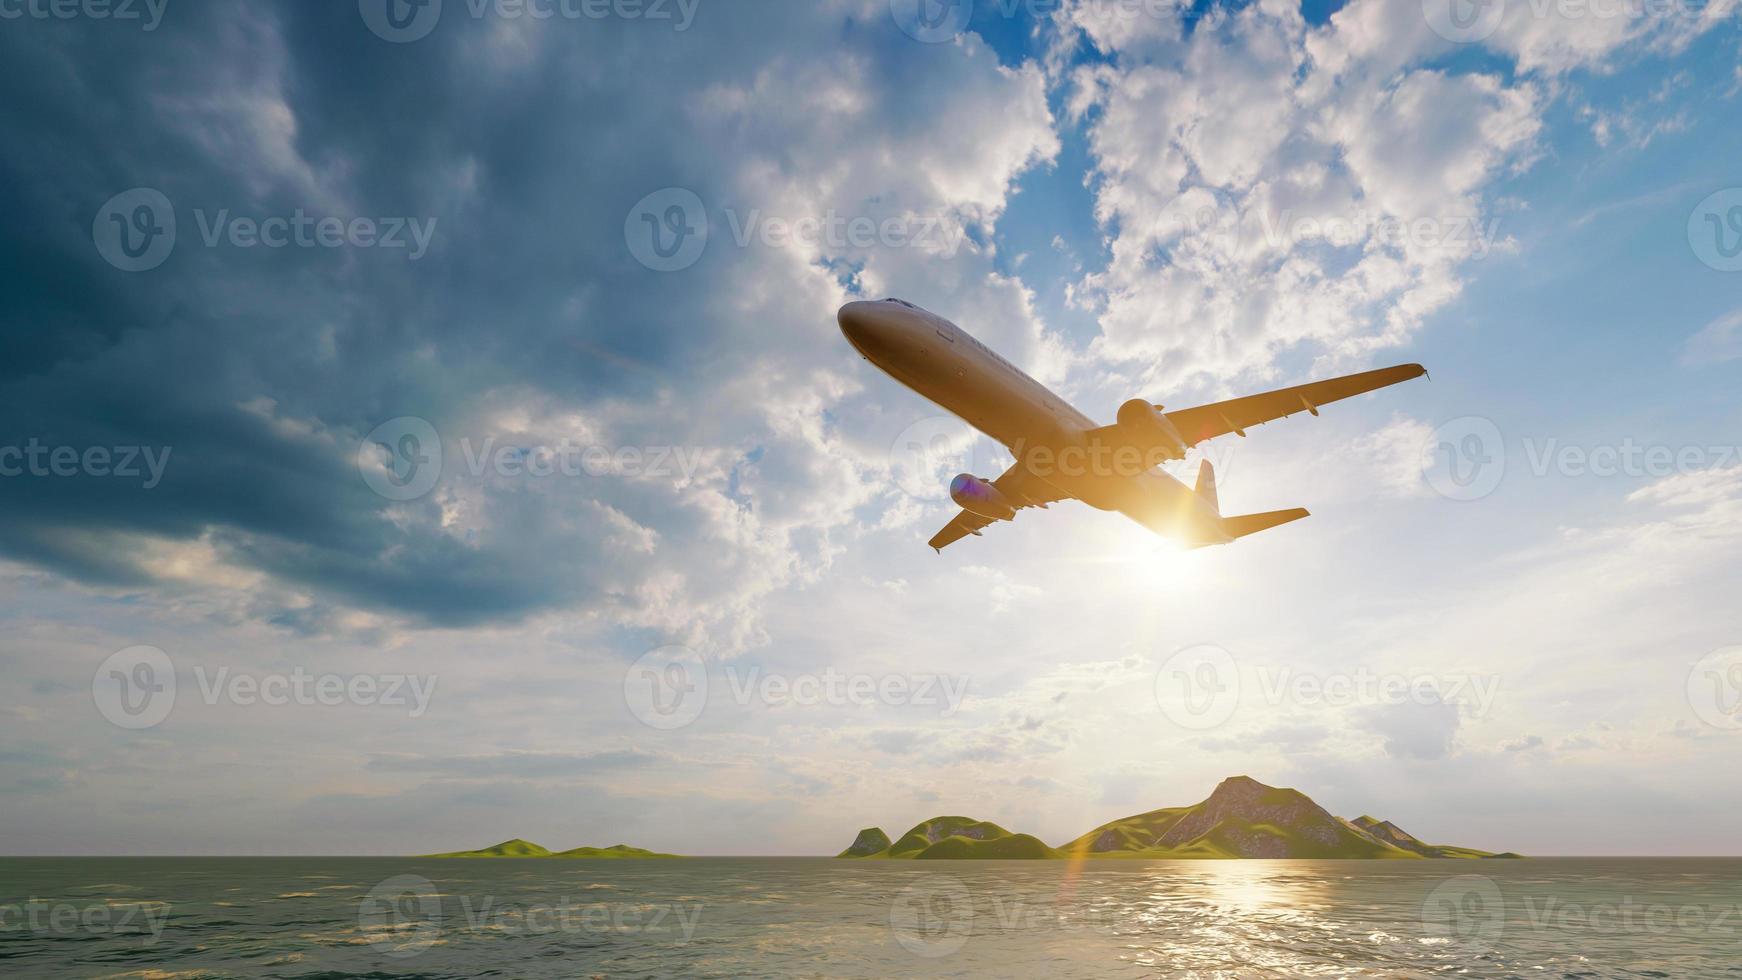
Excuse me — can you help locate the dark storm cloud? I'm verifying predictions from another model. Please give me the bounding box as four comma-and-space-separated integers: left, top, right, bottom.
0, 0, 774, 626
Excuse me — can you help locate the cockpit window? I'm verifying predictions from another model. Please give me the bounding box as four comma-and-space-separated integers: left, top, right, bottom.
884, 297, 917, 308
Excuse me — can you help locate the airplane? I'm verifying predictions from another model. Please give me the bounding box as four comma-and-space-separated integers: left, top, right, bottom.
838, 297, 1427, 552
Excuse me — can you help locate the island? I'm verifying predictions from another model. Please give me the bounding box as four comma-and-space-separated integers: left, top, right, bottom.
838, 776, 1522, 860
426, 839, 683, 859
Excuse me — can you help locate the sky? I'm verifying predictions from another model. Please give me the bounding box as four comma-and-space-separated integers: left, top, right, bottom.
2, 0, 1740, 857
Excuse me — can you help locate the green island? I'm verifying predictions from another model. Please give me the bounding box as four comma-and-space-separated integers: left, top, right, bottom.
838, 776, 1523, 860
427, 840, 683, 859
428, 777, 1521, 861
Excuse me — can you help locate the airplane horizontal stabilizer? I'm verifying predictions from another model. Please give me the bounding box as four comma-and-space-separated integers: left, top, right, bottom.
1222, 508, 1310, 540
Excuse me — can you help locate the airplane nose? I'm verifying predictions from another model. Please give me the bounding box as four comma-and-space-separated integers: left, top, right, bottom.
837, 301, 880, 348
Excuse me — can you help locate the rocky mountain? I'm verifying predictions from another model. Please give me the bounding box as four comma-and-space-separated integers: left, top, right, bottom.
1347, 815, 1519, 860
837, 827, 892, 857
838, 776, 1517, 860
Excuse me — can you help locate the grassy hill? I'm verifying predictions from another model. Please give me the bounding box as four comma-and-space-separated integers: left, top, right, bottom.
838, 776, 1517, 861
427, 839, 681, 858
554, 844, 682, 859
428, 838, 553, 858
1348, 816, 1516, 860
1062, 777, 1421, 859
840, 816, 1059, 860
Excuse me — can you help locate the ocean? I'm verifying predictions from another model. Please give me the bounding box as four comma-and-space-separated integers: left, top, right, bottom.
1, 857, 1737, 978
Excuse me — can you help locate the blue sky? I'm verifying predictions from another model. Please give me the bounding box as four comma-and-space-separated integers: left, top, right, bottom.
2, 0, 1741, 856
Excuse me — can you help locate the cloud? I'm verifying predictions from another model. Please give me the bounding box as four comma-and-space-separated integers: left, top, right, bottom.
1058, 0, 1543, 405
365, 749, 658, 778
1360, 695, 1461, 760
1683, 307, 1742, 365
0, 2, 1058, 649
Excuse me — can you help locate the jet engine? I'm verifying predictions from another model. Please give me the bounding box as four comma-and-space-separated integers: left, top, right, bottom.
1116, 398, 1187, 460
949, 474, 1017, 522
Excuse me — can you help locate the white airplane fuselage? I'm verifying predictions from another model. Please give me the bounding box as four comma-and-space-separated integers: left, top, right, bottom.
838, 298, 1226, 542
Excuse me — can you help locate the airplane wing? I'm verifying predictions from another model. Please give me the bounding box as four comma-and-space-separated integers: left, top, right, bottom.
927, 461, 1073, 552
1164, 364, 1427, 447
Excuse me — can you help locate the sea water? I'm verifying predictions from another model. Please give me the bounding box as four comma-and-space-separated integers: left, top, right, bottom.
1, 857, 1737, 977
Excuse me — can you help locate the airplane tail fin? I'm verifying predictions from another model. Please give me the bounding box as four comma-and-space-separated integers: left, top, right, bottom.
1194, 459, 1219, 515
1221, 508, 1310, 540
